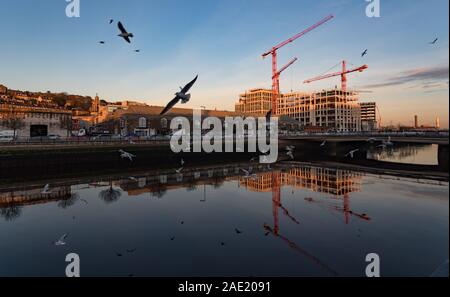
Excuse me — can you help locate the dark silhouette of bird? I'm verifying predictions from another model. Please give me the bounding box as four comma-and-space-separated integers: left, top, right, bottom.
99, 41, 105, 44
220, 242, 226, 246
170, 237, 175, 241
361, 49, 368, 57
180, 221, 184, 225
429, 38, 438, 45
160, 75, 198, 115
117, 21, 134, 43
134, 49, 140, 53
235, 228, 243, 234
116, 252, 123, 257
109, 19, 114, 24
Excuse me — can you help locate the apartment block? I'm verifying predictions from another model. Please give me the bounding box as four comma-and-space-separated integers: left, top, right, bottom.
360, 102, 377, 131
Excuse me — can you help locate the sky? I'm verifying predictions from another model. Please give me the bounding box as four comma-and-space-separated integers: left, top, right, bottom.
0, 0, 448, 128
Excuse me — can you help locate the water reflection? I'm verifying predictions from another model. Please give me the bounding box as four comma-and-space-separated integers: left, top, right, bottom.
0, 162, 448, 276
367, 143, 439, 165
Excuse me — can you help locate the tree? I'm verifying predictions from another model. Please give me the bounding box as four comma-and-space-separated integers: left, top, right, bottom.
1, 115, 25, 139
60, 115, 73, 137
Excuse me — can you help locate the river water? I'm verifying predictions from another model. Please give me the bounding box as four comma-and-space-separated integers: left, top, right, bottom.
0, 163, 448, 277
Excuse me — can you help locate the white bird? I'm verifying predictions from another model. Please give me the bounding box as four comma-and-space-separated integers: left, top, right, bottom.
384, 136, 394, 146
345, 149, 359, 159
366, 137, 378, 143
42, 184, 52, 194
160, 75, 198, 115
175, 167, 184, 174
286, 151, 294, 160
117, 21, 134, 43
129, 177, 138, 181
119, 149, 136, 161
53, 234, 68, 246
286, 145, 295, 152
320, 140, 327, 147
180, 158, 185, 166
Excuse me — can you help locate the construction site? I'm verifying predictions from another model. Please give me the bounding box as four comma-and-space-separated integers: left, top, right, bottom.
235, 15, 377, 133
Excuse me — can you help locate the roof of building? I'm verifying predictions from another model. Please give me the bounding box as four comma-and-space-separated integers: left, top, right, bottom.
113, 105, 240, 118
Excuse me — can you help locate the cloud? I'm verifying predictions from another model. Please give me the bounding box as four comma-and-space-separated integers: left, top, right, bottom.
362, 66, 449, 89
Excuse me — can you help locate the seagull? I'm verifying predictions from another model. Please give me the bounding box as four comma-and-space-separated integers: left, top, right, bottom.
241, 169, 257, 180
42, 184, 52, 194
320, 140, 327, 147
134, 49, 140, 53
361, 49, 368, 57
180, 158, 185, 166
286, 145, 295, 152
429, 38, 438, 45
129, 176, 138, 181
53, 234, 68, 246
235, 228, 243, 234
117, 21, 134, 43
116, 253, 123, 257
160, 75, 198, 115
345, 149, 359, 159
109, 19, 114, 24
366, 137, 378, 143
286, 151, 294, 160
99, 41, 105, 44
175, 167, 183, 174
119, 149, 136, 161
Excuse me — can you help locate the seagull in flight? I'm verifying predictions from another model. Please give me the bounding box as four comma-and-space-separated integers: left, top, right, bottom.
175, 167, 184, 174
117, 21, 134, 43
180, 158, 185, 166
429, 38, 438, 45
134, 49, 140, 53
160, 75, 198, 115
366, 137, 378, 143
53, 234, 68, 246
119, 149, 136, 161
286, 146, 295, 160
320, 140, 327, 147
109, 19, 114, 24
99, 41, 105, 44
42, 184, 52, 194
361, 49, 368, 57
345, 149, 359, 159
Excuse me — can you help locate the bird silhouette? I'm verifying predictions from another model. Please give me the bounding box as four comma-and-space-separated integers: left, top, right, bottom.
117, 21, 134, 43
361, 49, 368, 57
160, 75, 198, 115
429, 38, 438, 45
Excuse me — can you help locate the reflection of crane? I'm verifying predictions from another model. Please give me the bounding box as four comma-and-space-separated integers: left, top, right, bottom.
304, 61, 368, 93
262, 15, 334, 115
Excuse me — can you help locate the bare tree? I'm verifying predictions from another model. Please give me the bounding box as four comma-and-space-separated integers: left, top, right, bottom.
99, 182, 121, 204
1, 115, 25, 139
0, 204, 22, 221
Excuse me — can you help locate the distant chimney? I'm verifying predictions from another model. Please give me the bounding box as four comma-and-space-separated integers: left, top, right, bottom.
414, 115, 419, 129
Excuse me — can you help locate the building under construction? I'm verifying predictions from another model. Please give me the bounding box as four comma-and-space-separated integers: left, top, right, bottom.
235, 88, 362, 132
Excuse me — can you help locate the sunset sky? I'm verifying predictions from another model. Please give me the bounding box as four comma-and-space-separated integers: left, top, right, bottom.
0, 0, 448, 127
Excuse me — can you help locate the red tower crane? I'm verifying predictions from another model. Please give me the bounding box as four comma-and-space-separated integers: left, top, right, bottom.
262, 14, 334, 115
303, 60, 368, 93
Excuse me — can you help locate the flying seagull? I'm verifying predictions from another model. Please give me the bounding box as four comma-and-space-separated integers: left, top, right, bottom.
429, 38, 438, 45
160, 75, 198, 115
235, 228, 243, 234
361, 49, 368, 57
119, 149, 136, 161
320, 140, 327, 147
117, 21, 134, 43
345, 149, 359, 159
134, 49, 140, 53
175, 167, 184, 174
53, 234, 68, 246
109, 19, 114, 24
42, 184, 52, 194
99, 41, 105, 44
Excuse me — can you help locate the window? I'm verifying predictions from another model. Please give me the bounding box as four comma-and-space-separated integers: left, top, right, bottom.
161, 118, 168, 129
138, 117, 147, 128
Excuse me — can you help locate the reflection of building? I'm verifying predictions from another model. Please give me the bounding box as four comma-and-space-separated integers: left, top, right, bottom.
0, 104, 72, 138
240, 166, 362, 197
0, 186, 72, 207
360, 102, 377, 131
235, 88, 362, 132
